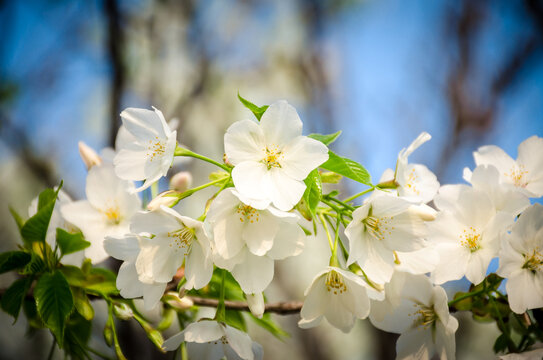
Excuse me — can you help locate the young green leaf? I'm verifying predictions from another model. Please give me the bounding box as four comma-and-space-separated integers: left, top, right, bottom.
303, 169, 322, 218
237, 93, 268, 121
34, 270, 74, 347
321, 151, 372, 186
9, 206, 25, 231
249, 313, 289, 339
1, 277, 32, 322
64, 313, 92, 360
0, 251, 31, 274
225, 309, 247, 332
72, 288, 94, 321
308, 131, 342, 146
22, 252, 47, 275
56, 229, 90, 256
21, 196, 57, 245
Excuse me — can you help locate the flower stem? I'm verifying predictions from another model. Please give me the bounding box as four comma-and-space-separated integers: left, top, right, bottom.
447, 289, 486, 306
174, 146, 231, 172
343, 187, 375, 203
323, 194, 355, 211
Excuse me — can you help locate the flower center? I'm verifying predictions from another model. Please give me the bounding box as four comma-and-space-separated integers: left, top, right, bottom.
325, 270, 347, 295
460, 227, 481, 252
147, 136, 166, 161
505, 165, 529, 188
410, 303, 437, 329
167, 225, 195, 255
261, 145, 283, 170
102, 205, 122, 225
363, 215, 394, 241
236, 204, 259, 223
522, 248, 543, 273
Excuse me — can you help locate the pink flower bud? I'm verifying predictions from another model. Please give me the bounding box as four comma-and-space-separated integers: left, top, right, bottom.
169, 171, 192, 192
78, 141, 102, 169
147, 190, 180, 211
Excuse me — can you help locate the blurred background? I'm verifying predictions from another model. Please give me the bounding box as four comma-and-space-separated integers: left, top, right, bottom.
1, 0, 543, 359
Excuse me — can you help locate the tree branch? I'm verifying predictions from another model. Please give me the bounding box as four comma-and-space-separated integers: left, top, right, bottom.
187, 296, 303, 315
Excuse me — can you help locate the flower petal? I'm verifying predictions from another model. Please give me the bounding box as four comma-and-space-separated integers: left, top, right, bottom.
281, 136, 329, 181
224, 119, 265, 165
231, 251, 274, 293
260, 100, 302, 146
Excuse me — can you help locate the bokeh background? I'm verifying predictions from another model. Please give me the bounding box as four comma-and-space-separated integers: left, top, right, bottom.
1, 0, 543, 359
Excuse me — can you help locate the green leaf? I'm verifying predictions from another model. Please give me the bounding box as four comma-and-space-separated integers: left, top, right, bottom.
320, 172, 342, 184
1, 277, 32, 322
56, 229, 90, 256
493, 333, 509, 354
21, 188, 58, 245
21, 252, 47, 275
302, 169, 322, 218
60, 265, 118, 296
64, 313, 92, 360
34, 270, 74, 347
157, 307, 176, 331
0, 251, 31, 274
72, 288, 94, 321
225, 309, 247, 332
321, 151, 372, 185
237, 93, 268, 121
9, 206, 25, 231
250, 313, 289, 339
133, 313, 165, 351
308, 131, 342, 146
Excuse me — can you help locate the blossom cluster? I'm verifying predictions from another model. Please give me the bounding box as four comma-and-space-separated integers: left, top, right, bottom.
13, 98, 543, 360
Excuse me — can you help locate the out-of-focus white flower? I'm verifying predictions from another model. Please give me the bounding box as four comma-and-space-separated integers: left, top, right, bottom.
224, 100, 329, 211
61, 165, 141, 263
430, 187, 514, 285
104, 235, 167, 310
131, 206, 213, 290
206, 188, 305, 294
497, 204, 543, 314
114, 107, 177, 192
246, 292, 264, 319
169, 171, 192, 192
345, 191, 433, 284
370, 273, 458, 360
380, 132, 440, 203
298, 266, 383, 333
163, 320, 263, 360
499, 347, 543, 360
472, 135, 543, 197
29, 189, 84, 266
440, 164, 530, 216
78, 141, 102, 169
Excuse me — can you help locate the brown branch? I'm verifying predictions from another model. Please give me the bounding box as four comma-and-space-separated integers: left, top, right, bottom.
187, 296, 303, 315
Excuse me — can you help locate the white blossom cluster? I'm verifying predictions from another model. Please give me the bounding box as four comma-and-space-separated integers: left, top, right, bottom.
46, 100, 543, 360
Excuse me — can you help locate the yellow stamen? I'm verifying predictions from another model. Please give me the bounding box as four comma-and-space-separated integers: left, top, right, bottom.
261, 145, 283, 170
523, 248, 543, 273
363, 212, 394, 241
236, 204, 260, 223
325, 270, 348, 295
167, 225, 195, 256
410, 303, 438, 330
505, 165, 529, 188
460, 227, 481, 252
146, 136, 166, 161
103, 205, 122, 225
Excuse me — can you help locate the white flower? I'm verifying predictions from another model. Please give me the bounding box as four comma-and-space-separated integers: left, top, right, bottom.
29, 189, 84, 266
370, 273, 458, 360
206, 188, 305, 293
439, 164, 531, 216
131, 206, 213, 290
380, 132, 439, 203
60, 165, 141, 263
163, 320, 263, 360
78, 141, 102, 169
497, 204, 543, 314
345, 191, 433, 284
298, 266, 383, 333
224, 100, 329, 211
114, 107, 177, 192
103, 235, 167, 310
499, 347, 543, 360
472, 135, 543, 197
430, 187, 514, 285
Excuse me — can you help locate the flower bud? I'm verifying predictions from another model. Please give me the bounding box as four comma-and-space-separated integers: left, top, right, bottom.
246, 292, 264, 319
169, 171, 192, 192
163, 292, 194, 310
147, 190, 180, 211
78, 141, 102, 169
408, 203, 437, 221
113, 303, 133, 320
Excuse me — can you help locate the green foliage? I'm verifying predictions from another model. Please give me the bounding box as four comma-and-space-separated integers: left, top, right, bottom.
72, 287, 94, 321
34, 270, 74, 347
56, 229, 90, 256
308, 131, 342, 146
237, 93, 268, 121
321, 151, 372, 186
0, 251, 31, 274
21, 186, 61, 245
226, 309, 247, 332
9, 206, 25, 231
60, 265, 118, 296
320, 172, 342, 184
301, 169, 322, 219
133, 312, 165, 351
64, 313, 93, 360
1, 277, 32, 322
249, 313, 289, 339
21, 252, 47, 275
